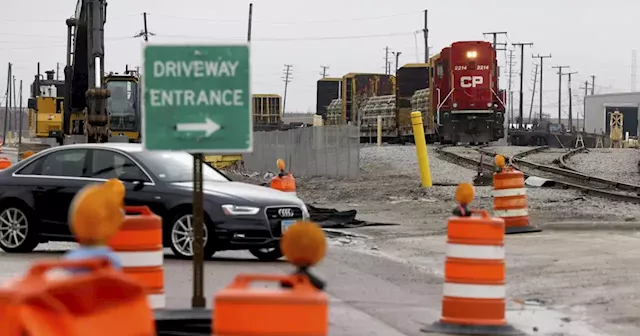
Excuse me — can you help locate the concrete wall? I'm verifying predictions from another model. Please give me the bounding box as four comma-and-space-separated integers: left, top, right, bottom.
282, 112, 315, 125
242, 125, 359, 179
585, 92, 640, 136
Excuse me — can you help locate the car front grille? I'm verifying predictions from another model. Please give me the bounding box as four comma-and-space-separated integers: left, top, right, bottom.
265, 207, 304, 237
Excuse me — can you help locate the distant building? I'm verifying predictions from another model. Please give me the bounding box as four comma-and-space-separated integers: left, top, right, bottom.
585, 92, 640, 137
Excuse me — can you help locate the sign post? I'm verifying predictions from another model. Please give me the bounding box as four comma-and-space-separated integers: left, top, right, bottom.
142, 44, 252, 308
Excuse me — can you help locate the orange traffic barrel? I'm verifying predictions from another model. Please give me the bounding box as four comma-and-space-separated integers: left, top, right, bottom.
0, 258, 156, 336
492, 155, 541, 234
422, 210, 522, 335
213, 273, 328, 335
0, 157, 11, 169
107, 206, 165, 309
270, 158, 297, 196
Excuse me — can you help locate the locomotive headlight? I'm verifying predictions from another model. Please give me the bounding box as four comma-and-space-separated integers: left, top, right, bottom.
453, 103, 458, 108
487, 102, 492, 107
466, 51, 478, 59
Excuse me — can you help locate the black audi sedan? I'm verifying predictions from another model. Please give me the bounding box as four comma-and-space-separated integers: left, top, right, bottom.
0, 143, 309, 261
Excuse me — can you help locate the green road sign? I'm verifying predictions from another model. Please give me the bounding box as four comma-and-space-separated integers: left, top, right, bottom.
142, 44, 252, 153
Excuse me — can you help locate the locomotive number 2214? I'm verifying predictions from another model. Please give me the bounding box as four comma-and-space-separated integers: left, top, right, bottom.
454, 65, 490, 71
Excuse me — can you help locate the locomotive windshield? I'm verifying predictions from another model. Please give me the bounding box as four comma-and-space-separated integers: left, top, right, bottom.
107, 80, 138, 131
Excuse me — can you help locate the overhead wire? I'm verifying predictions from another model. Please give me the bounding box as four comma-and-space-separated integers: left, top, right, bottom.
150, 12, 417, 25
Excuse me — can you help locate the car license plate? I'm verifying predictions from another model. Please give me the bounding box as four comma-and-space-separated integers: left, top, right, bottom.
281, 219, 298, 233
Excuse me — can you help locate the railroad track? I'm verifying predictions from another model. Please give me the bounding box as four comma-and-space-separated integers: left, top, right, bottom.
437, 145, 640, 204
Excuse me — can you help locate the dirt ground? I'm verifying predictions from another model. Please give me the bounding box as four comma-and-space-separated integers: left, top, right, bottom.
224, 145, 640, 335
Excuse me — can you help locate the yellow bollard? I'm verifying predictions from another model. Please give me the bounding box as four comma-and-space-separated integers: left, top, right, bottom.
376, 115, 382, 147
411, 111, 432, 188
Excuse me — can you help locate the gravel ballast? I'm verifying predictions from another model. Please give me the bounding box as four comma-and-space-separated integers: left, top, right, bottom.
568, 148, 640, 185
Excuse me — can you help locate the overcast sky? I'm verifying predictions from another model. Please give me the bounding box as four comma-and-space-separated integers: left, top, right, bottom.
0, 0, 636, 118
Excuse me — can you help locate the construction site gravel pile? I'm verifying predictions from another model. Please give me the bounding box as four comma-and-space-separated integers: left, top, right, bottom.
568, 148, 640, 185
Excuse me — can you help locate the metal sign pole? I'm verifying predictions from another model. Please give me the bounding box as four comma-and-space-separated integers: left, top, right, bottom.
191, 153, 206, 308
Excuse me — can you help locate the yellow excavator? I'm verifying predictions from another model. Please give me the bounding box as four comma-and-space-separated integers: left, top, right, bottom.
27, 0, 141, 145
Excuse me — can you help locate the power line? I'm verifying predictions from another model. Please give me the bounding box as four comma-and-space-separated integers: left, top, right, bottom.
282, 65, 293, 115
150, 12, 417, 25
156, 31, 415, 42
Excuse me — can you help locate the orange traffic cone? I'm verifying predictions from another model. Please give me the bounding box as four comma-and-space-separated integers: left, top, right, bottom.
422, 183, 523, 335
493, 155, 541, 234
0, 157, 11, 170
270, 158, 296, 196
108, 206, 165, 309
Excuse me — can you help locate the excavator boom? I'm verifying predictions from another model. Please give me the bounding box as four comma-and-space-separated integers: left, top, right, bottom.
64, 0, 110, 143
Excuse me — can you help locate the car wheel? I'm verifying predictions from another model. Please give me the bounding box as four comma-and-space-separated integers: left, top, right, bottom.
249, 246, 283, 262
169, 212, 216, 259
0, 204, 40, 253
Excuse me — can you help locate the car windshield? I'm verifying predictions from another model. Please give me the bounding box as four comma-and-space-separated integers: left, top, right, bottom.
134, 151, 229, 183
107, 80, 137, 130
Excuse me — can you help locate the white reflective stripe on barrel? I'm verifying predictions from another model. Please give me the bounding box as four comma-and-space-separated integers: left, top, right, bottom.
446, 243, 505, 260
493, 208, 529, 217
492, 188, 527, 197
443, 283, 505, 299
115, 250, 163, 267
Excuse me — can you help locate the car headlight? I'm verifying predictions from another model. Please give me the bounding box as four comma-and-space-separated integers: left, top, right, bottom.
221, 204, 260, 216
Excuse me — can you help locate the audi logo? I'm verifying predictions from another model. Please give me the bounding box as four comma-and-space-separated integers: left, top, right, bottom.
277, 208, 295, 218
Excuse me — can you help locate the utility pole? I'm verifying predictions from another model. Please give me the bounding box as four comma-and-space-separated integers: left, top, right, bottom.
392, 51, 402, 141
282, 64, 293, 115
506, 49, 516, 127
512, 42, 533, 128
247, 3, 253, 42
12, 75, 17, 132
423, 10, 429, 61
528, 63, 539, 123
482, 31, 508, 51
18, 80, 22, 145
532, 54, 551, 120
320, 65, 329, 78
133, 12, 155, 41
563, 71, 578, 131
383, 46, 391, 74
590, 75, 595, 95
552, 65, 569, 124
579, 80, 592, 131
2, 62, 10, 144
56, 62, 60, 80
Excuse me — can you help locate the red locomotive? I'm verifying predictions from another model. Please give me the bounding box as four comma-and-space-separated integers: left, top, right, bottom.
430, 41, 505, 144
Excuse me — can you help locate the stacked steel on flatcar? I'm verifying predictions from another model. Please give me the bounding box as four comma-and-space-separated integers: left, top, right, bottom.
322, 73, 394, 126
359, 64, 431, 140
342, 73, 395, 124
252, 94, 283, 131
316, 77, 342, 121
432, 41, 505, 143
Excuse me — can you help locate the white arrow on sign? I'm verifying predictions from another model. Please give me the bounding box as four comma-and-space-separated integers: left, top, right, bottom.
176, 117, 221, 137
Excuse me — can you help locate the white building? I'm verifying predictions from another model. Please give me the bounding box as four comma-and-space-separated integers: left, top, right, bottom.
584, 92, 640, 137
